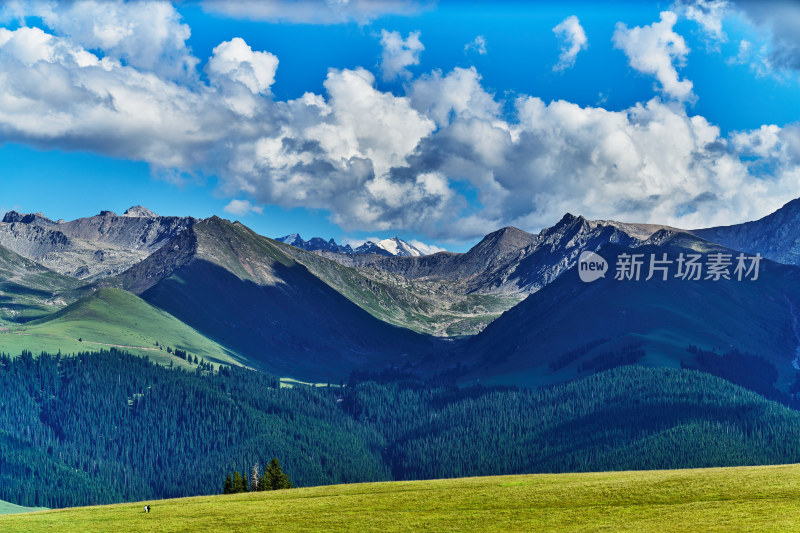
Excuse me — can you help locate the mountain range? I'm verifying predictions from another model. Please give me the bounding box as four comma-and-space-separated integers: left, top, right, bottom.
276, 234, 429, 257
2, 198, 800, 387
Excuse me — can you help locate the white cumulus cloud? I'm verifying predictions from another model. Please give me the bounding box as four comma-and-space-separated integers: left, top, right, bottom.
613, 11, 694, 101
680, 0, 729, 43
408, 239, 446, 255
379, 29, 424, 81
0, 2, 799, 243
1, 0, 196, 79
224, 199, 263, 216
552, 15, 588, 71
207, 37, 279, 94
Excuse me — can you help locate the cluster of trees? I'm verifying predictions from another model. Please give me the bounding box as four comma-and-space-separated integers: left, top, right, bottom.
4, 348, 800, 510
549, 339, 610, 371
223, 458, 293, 494
165, 347, 213, 370
683, 346, 784, 403
577, 341, 645, 373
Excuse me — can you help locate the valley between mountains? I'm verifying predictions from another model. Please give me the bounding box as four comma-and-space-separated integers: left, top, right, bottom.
4, 200, 800, 509
4, 201, 800, 387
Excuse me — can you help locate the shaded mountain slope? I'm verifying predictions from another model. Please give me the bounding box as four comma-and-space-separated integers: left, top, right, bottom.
441, 231, 800, 392
275, 240, 519, 337
0, 244, 84, 325
108, 217, 439, 380
692, 198, 800, 266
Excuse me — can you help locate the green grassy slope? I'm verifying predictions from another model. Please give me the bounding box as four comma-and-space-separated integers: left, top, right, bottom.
5, 463, 800, 532
0, 244, 84, 326
0, 288, 242, 367
0, 500, 45, 515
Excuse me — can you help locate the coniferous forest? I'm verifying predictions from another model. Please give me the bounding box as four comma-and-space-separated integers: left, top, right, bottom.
3, 349, 800, 509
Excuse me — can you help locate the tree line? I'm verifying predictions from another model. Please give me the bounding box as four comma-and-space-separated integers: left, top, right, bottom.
224, 458, 293, 494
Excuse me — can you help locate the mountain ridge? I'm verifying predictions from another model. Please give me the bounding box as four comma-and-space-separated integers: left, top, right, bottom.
276, 233, 431, 257
691, 198, 800, 266
0, 207, 197, 279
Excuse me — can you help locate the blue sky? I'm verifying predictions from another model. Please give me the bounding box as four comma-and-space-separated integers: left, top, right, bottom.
1, 1, 799, 252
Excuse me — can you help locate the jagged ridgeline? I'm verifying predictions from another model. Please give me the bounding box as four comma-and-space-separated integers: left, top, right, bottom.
3, 349, 800, 508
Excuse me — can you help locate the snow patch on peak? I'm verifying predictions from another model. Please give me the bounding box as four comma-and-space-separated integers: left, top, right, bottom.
277, 233, 302, 245
376, 237, 423, 257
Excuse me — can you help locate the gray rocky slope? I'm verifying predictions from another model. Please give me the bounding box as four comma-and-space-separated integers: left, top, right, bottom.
317, 214, 647, 297
691, 198, 800, 266
0, 207, 196, 279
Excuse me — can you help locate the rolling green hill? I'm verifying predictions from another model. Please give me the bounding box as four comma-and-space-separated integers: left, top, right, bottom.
0, 288, 242, 368
0, 500, 45, 515
4, 463, 800, 532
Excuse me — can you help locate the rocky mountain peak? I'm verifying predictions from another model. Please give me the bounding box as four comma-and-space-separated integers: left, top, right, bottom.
2, 210, 56, 226
123, 206, 158, 218
470, 226, 537, 257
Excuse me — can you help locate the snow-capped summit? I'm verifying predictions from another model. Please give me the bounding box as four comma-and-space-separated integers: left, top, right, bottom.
276, 234, 438, 256
355, 237, 424, 257
276, 233, 303, 247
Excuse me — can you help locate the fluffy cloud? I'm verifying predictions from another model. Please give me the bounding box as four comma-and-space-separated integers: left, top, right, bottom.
207, 37, 279, 94
405, 90, 800, 235
464, 35, 487, 56
0, 4, 799, 243
408, 239, 446, 255
2, 0, 195, 79
379, 30, 424, 81
409, 67, 500, 127
224, 199, 263, 216
613, 11, 694, 101
552, 15, 588, 71
0, 26, 232, 169
201, 0, 429, 25
220, 67, 445, 231
680, 0, 729, 43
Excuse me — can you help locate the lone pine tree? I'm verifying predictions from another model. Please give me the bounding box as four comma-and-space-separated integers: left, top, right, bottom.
265, 458, 293, 490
